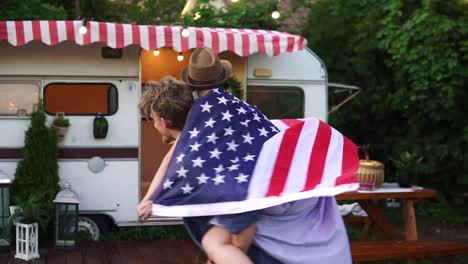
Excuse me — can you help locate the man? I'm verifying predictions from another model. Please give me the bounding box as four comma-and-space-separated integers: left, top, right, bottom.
141, 48, 354, 263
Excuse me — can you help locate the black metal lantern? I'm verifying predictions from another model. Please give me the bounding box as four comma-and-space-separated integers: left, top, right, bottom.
0, 170, 11, 248
53, 183, 79, 249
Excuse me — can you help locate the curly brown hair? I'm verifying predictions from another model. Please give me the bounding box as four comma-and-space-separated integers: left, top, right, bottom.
139, 76, 193, 130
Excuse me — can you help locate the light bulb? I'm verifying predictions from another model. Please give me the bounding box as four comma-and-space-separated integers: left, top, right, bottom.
79, 25, 88, 35
181, 28, 190, 38
272, 10, 280, 19
177, 53, 184, 61
153, 49, 160, 56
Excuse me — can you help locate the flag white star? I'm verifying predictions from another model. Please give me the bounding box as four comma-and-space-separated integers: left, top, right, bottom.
270, 126, 279, 132
240, 119, 251, 127
188, 127, 200, 138
253, 113, 261, 122
221, 110, 233, 121
176, 153, 185, 163
224, 126, 235, 136
205, 118, 216, 128
189, 142, 202, 152
197, 173, 210, 184
212, 174, 225, 185
243, 154, 256, 162
176, 166, 189, 178
258, 127, 269, 137
237, 107, 247, 114
235, 173, 249, 183
217, 96, 229, 105
200, 101, 213, 113
212, 88, 220, 93
163, 179, 174, 189
228, 164, 240, 171
242, 133, 254, 144
214, 164, 225, 173
230, 157, 240, 163
209, 148, 223, 159
192, 156, 206, 168
181, 183, 194, 194
226, 140, 239, 151
206, 133, 219, 144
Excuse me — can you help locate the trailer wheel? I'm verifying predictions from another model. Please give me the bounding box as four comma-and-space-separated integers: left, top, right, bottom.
77, 215, 112, 241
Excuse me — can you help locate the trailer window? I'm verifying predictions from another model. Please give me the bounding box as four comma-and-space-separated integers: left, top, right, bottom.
247, 86, 304, 119
0, 82, 40, 116
44, 83, 118, 115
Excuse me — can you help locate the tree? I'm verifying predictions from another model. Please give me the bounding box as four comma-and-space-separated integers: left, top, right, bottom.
303, 0, 468, 204
12, 102, 60, 230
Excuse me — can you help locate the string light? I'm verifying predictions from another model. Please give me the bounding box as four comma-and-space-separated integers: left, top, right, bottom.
181, 28, 190, 38
79, 19, 88, 35
177, 52, 184, 61
153, 49, 160, 56
272, 10, 280, 19
181, 21, 190, 38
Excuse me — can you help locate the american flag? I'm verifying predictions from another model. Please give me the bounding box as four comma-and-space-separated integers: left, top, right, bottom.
152, 88, 359, 217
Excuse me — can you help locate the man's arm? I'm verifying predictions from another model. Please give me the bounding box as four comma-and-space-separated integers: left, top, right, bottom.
138, 140, 177, 220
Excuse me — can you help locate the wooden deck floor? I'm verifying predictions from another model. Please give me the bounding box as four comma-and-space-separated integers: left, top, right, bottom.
0, 240, 206, 264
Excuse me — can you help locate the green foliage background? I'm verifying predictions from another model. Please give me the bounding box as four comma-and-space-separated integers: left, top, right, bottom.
303, 0, 468, 209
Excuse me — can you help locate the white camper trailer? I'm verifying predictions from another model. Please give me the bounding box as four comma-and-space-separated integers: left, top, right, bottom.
0, 20, 328, 239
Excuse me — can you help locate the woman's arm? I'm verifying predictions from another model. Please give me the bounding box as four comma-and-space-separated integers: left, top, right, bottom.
138, 140, 177, 220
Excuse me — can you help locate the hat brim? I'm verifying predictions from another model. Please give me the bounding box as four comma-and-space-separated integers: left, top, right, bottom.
181, 60, 232, 90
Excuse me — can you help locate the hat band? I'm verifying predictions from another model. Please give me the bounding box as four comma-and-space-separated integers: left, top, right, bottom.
188, 71, 226, 86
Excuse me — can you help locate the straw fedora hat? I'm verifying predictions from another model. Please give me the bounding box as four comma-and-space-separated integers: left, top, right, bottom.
181, 48, 232, 90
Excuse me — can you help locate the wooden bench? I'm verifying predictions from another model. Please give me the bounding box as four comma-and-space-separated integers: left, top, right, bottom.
351, 240, 468, 262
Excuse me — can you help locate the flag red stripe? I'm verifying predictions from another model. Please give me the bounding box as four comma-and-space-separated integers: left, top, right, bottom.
335, 137, 359, 185
15, 21, 25, 45
280, 119, 303, 128
49, 21, 58, 45
303, 121, 332, 190
265, 121, 305, 196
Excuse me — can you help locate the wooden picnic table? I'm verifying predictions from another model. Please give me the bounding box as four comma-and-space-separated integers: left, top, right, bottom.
337, 187, 437, 241
336, 186, 468, 263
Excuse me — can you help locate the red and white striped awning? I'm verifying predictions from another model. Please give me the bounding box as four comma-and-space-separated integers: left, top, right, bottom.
0, 20, 306, 57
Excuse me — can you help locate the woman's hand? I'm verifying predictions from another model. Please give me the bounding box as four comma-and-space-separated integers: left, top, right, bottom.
138, 199, 153, 220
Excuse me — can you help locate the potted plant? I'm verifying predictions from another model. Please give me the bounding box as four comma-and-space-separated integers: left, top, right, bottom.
93, 113, 108, 139
390, 151, 423, 188
52, 112, 70, 140
10, 193, 49, 261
